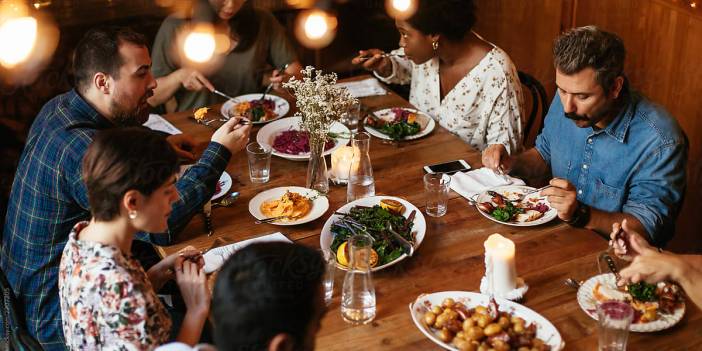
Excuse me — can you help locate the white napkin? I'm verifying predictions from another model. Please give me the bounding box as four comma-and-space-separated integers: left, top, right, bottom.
334, 78, 387, 98
143, 114, 182, 135
203, 232, 291, 273
450, 167, 526, 200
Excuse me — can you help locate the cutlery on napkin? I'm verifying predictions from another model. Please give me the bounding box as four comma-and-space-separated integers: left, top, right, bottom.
202, 232, 291, 273
449, 167, 526, 201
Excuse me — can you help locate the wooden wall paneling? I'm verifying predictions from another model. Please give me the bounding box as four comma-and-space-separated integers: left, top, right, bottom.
473, 0, 564, 145
574, 0, 702, 252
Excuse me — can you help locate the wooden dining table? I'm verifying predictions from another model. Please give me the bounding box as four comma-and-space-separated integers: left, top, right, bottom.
156, 75, 701, 350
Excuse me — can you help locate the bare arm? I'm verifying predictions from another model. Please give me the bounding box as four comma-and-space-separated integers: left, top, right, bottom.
675, 255, 702, 310
148, 68, 214, 107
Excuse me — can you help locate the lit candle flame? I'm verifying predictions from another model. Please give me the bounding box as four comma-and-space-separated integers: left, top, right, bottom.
183, 25, 215, 63
0, 16, 38, 67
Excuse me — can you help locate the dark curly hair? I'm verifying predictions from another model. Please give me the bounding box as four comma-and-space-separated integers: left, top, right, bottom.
407, 0, 476, 41
553, 26, 626, 92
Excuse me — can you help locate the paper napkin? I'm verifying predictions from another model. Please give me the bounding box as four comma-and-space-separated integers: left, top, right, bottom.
450, 167, 526, 200
203, 232, 292, 273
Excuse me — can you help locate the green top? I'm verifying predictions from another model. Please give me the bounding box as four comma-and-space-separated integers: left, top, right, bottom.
151, 8, 297, 112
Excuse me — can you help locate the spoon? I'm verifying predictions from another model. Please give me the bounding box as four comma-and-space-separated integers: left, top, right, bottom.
564, 278, 582, 290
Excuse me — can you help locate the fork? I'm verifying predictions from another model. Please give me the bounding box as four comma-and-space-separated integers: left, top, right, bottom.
254, 215, 288, 224
260, 63, 290, 101
358, 53, 406, 61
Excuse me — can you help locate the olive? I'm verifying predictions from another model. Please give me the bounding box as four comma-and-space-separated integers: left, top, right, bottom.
491, 340, 510, 351
435, 313, 448, 328
483, 323, 502, 337
513, 322, 525, 334
424, 311, 437, 326
474, 306, 488, 315
432, 306, 443, 315
453, 337, 477, 351
476, 314, 491, 328
510, 316, 525, 325
442, 298, 456, 308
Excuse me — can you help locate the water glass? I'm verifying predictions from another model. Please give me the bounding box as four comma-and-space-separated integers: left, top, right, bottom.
246, 142, 272, 183
341, 234, 376, 325
423, 173, 451, 217
340, 101, 361, 132
597, 301, 634, 351
321, 250, 336, 306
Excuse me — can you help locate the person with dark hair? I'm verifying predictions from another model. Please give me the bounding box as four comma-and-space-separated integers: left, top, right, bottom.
1, 26, 251, 349
353, 0, 524, 154
483, 26, 688, 246
149, 0, 302, 112
60, 128, 210, 349
156, 242, 326, 351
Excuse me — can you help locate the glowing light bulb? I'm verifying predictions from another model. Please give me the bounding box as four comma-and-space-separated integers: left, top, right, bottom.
0, 16, 38, 67
183, 27, 215, 63
304, 12, 328, 39
392, 0, 411, 11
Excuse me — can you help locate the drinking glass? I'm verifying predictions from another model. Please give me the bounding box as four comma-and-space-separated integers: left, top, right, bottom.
321, 249, 336, 306
341, 234, 376, 324
346, 132, 375, 202
340, 101, 361, 132
423, 173, 451, 217
246, 142, 272, 183
597, 301, 634, 351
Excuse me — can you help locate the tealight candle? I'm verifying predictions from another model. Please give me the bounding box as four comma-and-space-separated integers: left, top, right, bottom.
331, 146, 354, 181
483, 233, 517, 295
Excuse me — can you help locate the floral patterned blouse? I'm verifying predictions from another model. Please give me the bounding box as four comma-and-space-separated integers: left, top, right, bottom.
59, 221, 172, 350
375, 42, 524, 154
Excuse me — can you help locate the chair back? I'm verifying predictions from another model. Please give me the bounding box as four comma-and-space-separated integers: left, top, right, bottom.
518, 71, 549, 147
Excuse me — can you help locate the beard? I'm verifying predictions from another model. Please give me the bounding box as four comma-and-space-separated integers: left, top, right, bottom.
110, 90, 153, 127
564, 99, 617, 128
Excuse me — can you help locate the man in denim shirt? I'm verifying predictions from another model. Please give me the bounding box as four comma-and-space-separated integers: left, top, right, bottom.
483, 26, 687, 246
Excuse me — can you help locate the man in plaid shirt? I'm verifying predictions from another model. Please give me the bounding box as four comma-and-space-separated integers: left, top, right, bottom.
0, 27, 251, 349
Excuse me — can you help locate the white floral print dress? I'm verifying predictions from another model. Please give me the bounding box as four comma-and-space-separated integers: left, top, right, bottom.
59, 221, 172, 350
375, 43, 524, 153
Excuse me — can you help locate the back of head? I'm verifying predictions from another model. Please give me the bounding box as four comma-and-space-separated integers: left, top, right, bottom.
82, 127, 178, 221
73, 26, 147, 93
408, 0, 476, 41
553, 25, 626, 91
212, 242, 324, 351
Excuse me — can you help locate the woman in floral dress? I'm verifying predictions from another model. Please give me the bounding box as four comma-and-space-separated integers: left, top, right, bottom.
353, 0, 524, 157
59, 128, 210, 350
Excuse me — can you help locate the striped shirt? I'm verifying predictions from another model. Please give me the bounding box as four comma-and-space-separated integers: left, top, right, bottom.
0, 89, 231, 350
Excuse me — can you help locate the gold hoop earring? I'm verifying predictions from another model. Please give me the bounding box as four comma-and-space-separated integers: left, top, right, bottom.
432, 40, 439, 52
128, 211, 137, 220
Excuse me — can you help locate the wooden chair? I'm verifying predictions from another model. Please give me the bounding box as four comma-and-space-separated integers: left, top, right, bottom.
518, 71, 549, 147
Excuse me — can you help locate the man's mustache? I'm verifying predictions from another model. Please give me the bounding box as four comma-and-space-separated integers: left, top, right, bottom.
564, 112, 588, 121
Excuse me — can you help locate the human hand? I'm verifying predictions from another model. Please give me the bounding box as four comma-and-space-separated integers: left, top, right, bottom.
609, 219, 654, 261
166, 134, 197, 162
268, 67, 291, 90
175, 258, 211, 317
540, 178, 578, 221
211, 117, 252, 154
147, 245, 200, 287
481, 144, 511, 173
618, 250, 679, 286
351, 49, 392, 77
180, 69, 215, 92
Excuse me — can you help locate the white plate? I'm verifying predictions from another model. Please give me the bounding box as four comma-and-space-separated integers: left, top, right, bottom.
220, 94, 290, 124
577, 273, 685, 332
363, 107, 435, 141
320, 196, 426, 272
248, 186, 329, 226
410, 291, 564, 350
211, 171, 232, 201
475, 185, 557, 226
256, 117, 350, 161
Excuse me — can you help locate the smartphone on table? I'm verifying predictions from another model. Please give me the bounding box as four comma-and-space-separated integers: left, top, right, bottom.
423, 160, 471, 175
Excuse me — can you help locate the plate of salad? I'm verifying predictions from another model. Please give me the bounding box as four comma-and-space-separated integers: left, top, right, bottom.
220, 94, 289, 124
364, 107, 435, 141
320, 196, 426, 272
256, 117, 350, 161
474, 185, 557, 226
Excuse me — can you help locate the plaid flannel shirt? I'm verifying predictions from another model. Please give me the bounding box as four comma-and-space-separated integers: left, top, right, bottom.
0, 90, 231, 350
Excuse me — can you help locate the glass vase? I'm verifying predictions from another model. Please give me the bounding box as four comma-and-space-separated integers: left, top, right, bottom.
306, 138, 329, 194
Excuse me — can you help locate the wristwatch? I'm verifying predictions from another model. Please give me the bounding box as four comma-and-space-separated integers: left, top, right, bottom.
566, 201, 590, 228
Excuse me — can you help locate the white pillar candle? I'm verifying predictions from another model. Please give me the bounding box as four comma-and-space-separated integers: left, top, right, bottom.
484, 233, 517, 295
331, 146, 354, 181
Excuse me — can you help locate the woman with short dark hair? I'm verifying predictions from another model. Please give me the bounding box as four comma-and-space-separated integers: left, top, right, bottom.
59, 128, 210, 350
354, 0, 524, 155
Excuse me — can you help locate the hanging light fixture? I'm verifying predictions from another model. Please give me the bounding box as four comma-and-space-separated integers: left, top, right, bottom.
385, 0, 417, 20
294, 0, 337, 49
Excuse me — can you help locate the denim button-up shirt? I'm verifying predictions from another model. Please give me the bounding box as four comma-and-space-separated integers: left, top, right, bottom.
535, 91, 687, 245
